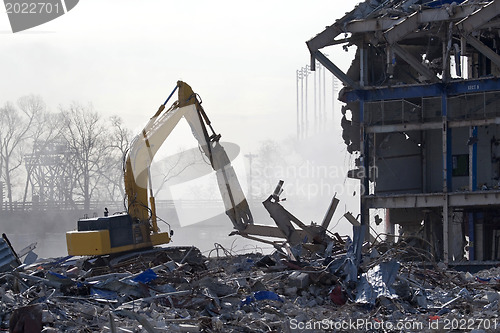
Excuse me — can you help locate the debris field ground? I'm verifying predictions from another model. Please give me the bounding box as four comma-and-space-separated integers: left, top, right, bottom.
2, 235, 500, 333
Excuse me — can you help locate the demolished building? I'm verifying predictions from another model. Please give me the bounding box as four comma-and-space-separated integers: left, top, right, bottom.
307, 0, 500, 263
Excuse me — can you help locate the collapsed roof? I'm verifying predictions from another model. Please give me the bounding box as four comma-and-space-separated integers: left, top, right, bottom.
307, 0, 500, 153
307, 0, 500, 88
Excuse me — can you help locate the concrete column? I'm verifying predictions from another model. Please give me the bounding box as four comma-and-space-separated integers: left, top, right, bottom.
360, 99, 370, 242
442, 93, 451, 264
469, 126, 478, 191
360, 45, 368, 88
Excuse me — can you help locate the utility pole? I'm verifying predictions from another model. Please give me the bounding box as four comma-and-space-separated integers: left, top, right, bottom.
296, 69, 302, 139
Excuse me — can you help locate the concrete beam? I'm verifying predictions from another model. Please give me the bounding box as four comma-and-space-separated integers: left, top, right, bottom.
449, 117, 500, 128
366, 117, 500, 135
363, 193, 445, 209
449, 191, 500, 206
363, 190, 500, 209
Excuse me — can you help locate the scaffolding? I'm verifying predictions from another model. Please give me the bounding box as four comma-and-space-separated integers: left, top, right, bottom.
24, 139, 77, 207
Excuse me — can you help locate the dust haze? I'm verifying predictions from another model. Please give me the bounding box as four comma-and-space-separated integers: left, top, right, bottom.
5, 122, 360, 259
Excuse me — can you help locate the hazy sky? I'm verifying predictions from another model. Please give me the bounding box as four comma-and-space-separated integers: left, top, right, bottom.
0, 0, 358, 151
1, 1, 367, 254
0, 0, 362, 227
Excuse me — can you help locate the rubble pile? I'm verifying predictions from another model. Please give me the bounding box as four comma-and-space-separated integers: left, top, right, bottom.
1, 239, 500, 332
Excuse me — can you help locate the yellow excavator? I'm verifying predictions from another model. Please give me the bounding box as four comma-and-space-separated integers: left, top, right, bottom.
66, 81, 253, 256
66, 81, 337, 258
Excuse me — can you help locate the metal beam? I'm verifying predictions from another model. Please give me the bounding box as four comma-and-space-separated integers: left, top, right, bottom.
312, 51, 359, 89
342, 78, 500, 103
306, 24, 344, 53
364, 117, 500, 134
463, 34, 500, 70
457, 0, 500, 33
321, 196, 339, 230
392, 44, 440, 83
346, 17, 404, 33
366, 122, 442, 134
385, 11, 421, 45
342, 4, 477, 36
384, 5, 477, 44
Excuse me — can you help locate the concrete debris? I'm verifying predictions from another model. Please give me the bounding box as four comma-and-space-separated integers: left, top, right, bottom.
2, 236, 500, 332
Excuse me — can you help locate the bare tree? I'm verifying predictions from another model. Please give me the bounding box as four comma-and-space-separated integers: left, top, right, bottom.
104, 115, 133, 203
61, 103, 112, 210
0, 96, 42, 210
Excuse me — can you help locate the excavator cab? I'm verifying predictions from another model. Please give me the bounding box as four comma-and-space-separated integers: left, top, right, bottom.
66, 213, 169, 256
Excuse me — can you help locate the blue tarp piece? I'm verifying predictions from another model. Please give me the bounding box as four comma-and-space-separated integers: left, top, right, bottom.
254, 290, 283, 301
332, 225, 366, 284
476, 276, 491, 283
240, 290, 283, 307
47, 271, 68, 280
355, 261, 400, 305
51, 256, 73, 267
352, 225, 366, 267
132, 268, 158, 284
90, 287, 118, 300
337, 254, 358, 283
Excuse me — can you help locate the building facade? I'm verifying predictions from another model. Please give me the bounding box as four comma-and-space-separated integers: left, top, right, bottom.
307, 0, 500, 263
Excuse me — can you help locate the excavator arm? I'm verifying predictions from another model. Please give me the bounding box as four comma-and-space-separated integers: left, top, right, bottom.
125, 80, 253, 231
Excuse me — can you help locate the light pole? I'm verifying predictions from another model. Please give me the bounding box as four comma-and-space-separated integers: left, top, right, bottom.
296, 69, 302, 139
303, 65, 310, 138
314, 62, 317, 134
245, 153, 258, 201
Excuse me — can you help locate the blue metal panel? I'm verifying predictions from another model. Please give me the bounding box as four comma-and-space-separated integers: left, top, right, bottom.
446, 78, 500, 95
342, 83, 444, 103
341, 78, 500, 103
0, 236, 20, 273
